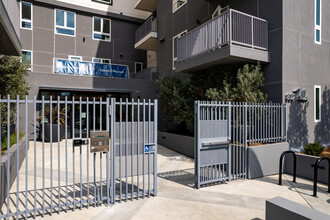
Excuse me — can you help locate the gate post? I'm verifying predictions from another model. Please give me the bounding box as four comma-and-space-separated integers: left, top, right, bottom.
228, 101, 231, 182
194, 101, 200, 189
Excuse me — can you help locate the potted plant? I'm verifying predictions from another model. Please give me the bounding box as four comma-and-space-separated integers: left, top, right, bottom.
285, 143, 329, 184
38, 104, 66, 142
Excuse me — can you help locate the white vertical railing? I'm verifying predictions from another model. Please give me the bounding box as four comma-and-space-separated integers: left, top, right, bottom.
177, 9, 268, 62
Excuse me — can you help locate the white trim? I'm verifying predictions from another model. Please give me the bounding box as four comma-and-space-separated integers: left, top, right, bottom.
212, 5, 221, 18
92, 57, 111, 64
314, 85, 321, 122
314, 0, 322, 44
22, 50, 33, 71
134, 62, 143, 73
20, 1, 33, 30
54, 9, 76, 37
69, 55, 82, 61
172, 30, 187, 70
172, 0, 187, 13
92, 16, 111, 42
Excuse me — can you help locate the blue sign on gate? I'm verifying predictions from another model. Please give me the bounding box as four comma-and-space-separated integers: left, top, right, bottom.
144, 145, 150, 153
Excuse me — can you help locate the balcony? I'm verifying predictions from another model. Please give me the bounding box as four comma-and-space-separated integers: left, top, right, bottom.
176, 9, 270, 73
134, 0, 157, 12
130, 67, 157, 81
0, 0, 21, 55
135, 16, 157, 51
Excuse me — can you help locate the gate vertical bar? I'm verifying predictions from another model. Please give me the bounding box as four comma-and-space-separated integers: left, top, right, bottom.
100, 98, 103, 204
153, 99, 158, 196
6, 95, 10, 220
33, 96, 36, 218
72, 96, 76, 210
119, 99, 122, 202
25, 95, 28, 219
125, 99, 128, 201
131, 99, 134, 200
244, 102, 248, 179
228, 101, 231, 181
106, 98, 110, 205
137, 99, 140, 198
57, 96, 61, 214
50, 96, 53, 215
142, 99, 145, 199
65, 96, 68, 212
86, 97, 90, 207
148, 99, 151, 197
42, 96, 45, 217
110, 98, 115, 204
15, 96, 19, 219
79, 97, 82, 208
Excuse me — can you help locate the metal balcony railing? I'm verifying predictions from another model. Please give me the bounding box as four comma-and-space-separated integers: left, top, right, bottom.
131, 67, 157, 81
177, 9, 268, 62
135, 16, 157, 43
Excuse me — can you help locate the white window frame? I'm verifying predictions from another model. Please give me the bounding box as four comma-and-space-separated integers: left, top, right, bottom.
173, 0, 187, 13
54, 9, 76, 37
92, 16, 111, 42
314, 85, 321, 122
20, 1, 33, 30
69, 55, 82, 61
212, 5, 221, 18
92, 57, 111, 64
314, 0, 321, 45
22, 50, 33, 71
92, 0, 112, 5
134, 62, 143, 73
173, 30, 187, 70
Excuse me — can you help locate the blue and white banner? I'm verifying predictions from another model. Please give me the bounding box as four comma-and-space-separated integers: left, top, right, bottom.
55, 59, 129, 78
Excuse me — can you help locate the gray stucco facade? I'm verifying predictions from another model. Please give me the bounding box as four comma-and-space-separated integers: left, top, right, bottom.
19, 0, 155, 99
154, 0, 329, 148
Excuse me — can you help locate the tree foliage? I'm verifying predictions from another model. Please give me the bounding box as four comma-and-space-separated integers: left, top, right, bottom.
158, 63, 267, 134
0, 56, 30, 127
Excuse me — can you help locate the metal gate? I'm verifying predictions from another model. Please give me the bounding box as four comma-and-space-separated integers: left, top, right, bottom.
195, 101, 287, 188
0, 96, 157, 219
195, 101, 231, 189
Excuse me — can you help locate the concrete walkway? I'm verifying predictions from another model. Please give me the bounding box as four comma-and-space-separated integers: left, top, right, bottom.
34, 144, 329, 220
2, 143, 329, 219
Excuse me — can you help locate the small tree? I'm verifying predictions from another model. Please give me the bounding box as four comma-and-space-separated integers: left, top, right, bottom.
205, 63, 267, 103
158, 63, 267, 134
0, 56, 30, 128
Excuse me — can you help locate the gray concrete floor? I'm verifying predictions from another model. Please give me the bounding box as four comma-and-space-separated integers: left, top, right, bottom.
2, 143, 330, 219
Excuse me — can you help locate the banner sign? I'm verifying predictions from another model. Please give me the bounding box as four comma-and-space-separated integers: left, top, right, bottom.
55, 59, 129, 79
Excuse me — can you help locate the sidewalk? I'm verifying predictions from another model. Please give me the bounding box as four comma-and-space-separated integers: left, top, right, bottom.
39, 145, 329, 220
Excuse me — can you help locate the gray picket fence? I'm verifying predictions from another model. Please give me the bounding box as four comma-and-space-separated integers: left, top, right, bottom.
195, 101, 287, 188
0, 96, 157, 219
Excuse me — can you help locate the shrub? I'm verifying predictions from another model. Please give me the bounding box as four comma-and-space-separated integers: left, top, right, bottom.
304, 142, 324, 156
1, 132, 24, 155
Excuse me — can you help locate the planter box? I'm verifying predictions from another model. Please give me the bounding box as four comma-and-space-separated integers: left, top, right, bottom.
284, 153, 329, 185
248, 142, 289, 179
40, 124, 64, 142
158, 132, 194, 158
0, 135, 29, 209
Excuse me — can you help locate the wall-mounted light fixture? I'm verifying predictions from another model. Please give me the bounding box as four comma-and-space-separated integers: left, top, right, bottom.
159, 37, 165, 43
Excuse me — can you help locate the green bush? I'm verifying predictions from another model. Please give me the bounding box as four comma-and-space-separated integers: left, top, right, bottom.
157, 63, 267, 134
1, 132, 24, 154
304, 142, 324, 156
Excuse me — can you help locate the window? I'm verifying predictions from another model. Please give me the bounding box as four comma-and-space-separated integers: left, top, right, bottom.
93, 17, 111, 41
22, 50, 32, 70
93, 58, 111, 64
92, 0, 112, 5
173, 0, 187, 13
173, 30, 187, 70
315, 0, 321, 44
135, 62, 143, 73
55, 9, 75, 36
21, 2, 32, 29
314, 85, 321, 122
69, 55, 82, 61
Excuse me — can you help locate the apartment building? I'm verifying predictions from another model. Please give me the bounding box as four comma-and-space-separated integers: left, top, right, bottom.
135, 0, 330, 148
18, 0, 157, 101
0, 0, 21, 56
